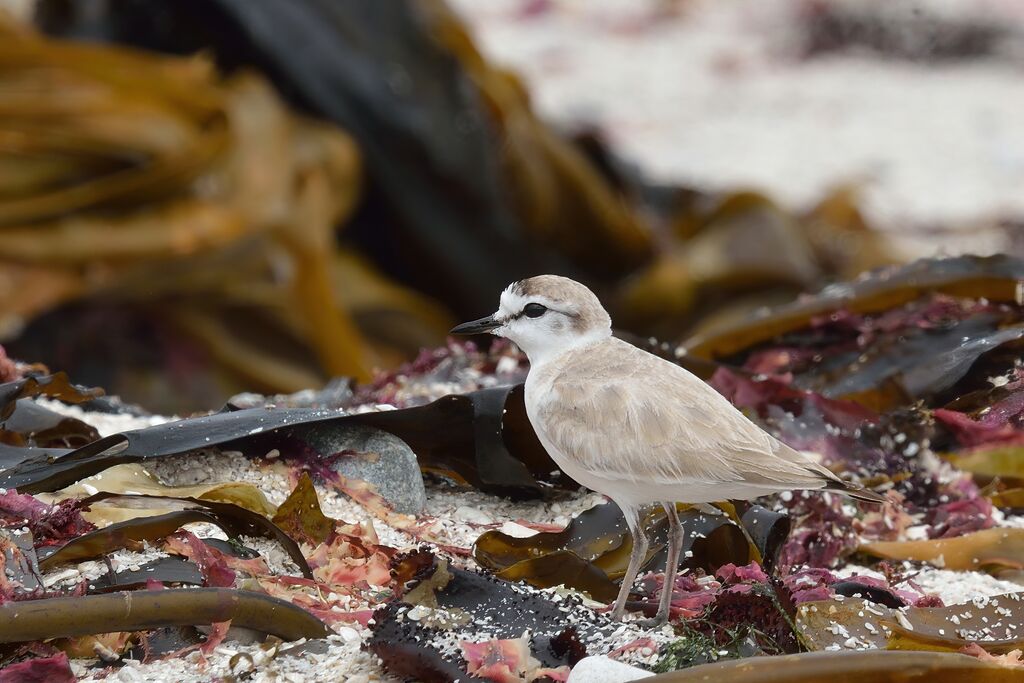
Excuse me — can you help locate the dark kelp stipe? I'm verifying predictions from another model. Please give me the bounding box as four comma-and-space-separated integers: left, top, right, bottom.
0, 589, 329, 644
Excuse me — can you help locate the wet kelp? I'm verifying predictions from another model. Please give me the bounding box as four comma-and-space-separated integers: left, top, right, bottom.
685, 254, 1024, 373
0, 381, 554, 498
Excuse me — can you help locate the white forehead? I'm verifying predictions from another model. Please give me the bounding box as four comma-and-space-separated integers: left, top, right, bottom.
497, 284, 563, 316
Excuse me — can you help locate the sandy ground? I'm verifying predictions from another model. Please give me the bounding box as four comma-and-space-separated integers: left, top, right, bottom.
31, 397, 1024, 682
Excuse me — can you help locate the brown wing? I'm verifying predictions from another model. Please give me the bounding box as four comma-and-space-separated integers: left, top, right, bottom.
536, 339, 836, 490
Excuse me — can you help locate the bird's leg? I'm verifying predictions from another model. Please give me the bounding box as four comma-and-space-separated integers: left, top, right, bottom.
610, 506, 647, 622
645, 501, 684, 628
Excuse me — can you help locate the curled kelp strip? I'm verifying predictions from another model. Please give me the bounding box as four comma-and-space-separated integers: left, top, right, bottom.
86, 556, 204, 593
0, 400, 99, 449
0, 374, 102, 448
45, 463, 278, 520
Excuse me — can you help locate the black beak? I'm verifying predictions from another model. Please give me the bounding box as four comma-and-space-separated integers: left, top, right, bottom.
450, 315, 500, 335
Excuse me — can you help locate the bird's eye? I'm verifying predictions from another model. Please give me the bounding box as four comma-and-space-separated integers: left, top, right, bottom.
523, 303, 547, 318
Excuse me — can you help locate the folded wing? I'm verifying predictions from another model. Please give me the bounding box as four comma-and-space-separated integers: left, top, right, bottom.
537, 339, 837, 491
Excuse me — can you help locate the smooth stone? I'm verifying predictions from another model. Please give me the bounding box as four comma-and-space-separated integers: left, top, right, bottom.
567, 656, 655, 683
304, 424, 426, 515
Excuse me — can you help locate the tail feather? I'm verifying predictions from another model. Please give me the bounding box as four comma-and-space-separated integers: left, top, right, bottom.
823, 478, 888, 505
789, 450, 889, 505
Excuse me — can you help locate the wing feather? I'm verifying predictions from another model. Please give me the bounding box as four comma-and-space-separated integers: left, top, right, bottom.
536, 339, 834, 490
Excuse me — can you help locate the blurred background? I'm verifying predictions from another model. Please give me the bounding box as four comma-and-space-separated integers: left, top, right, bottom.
1, 0, 1022, 413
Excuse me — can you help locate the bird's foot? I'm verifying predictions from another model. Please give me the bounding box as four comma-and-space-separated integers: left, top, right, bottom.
636, 614, 669, 629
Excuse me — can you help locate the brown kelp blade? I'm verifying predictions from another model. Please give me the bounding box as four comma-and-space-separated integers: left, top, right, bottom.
646, 650, 1023, 683
681, 257, 1024, 411
0, 589, 329, 644
38, 492, 312, 578
271, 472, 334, 547
860, 528, 1024, 572
86, 556, 204, 593
798, 594, 1024, 655
0, 399, 99, 448
47, 463, 278, 520
0, 373, 102, 421
370, 556, 612, 678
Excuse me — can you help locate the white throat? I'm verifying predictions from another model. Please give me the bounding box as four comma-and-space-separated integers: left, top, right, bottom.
516, 326, 611, 368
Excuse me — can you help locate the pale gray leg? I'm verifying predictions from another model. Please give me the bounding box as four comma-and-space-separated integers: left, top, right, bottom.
651, 501, 684, 626
610, 505, 647, 621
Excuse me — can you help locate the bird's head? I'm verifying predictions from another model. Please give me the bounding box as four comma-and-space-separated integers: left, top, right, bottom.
450, 275, 612, 364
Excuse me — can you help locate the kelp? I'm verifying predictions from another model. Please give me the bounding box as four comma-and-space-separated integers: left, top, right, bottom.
797, 593, 1024, 656
369, 556, 610, 679
860, 528, 1024, 571
86, 556, 204, 592
367, 603, 470, 683
0, 373, 101, 421
0, 20, 403, 412
0, 400, 99, 448
0, 589, 329, 644
44, 463, 278, 520
685, 255, 1024, 361
646, 650, 1023, 682
271, 472, 334, 547
948, 446, 1024, 485
0, 384, 555, 498
711, 293, 1024, 413
0, 443, 70, 471
474, 502, 788, 600
37, 492, 312, 579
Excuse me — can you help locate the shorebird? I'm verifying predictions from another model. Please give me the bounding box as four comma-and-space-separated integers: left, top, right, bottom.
452, 275, 885, 626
